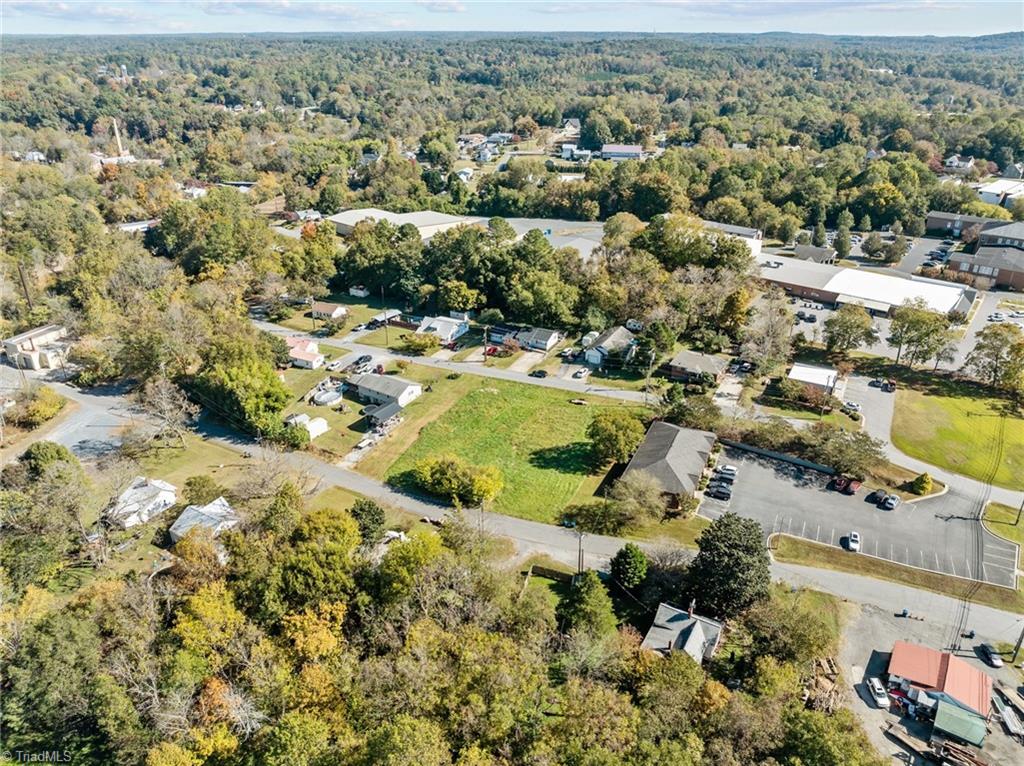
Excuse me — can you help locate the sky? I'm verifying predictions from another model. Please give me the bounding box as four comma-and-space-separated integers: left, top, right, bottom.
2, 0, 1022, 37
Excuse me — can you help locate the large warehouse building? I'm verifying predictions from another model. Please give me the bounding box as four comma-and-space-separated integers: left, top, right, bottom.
755, 253, 973, 315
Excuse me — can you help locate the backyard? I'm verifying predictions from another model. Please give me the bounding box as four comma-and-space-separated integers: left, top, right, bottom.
276, 293, 403, 335
375, 374, 646, 521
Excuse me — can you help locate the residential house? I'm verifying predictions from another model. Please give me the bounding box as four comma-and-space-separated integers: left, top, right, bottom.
1002, 162, 1024, 179
486, 132, 514, 145
563, 118, 581, 133
977, 220, 1024, 249
23, 150, 46, 163
310, 301, 348, 321
349, 285, 370, 298
787, 362, 845, 399
416, 315, 469, 344
793, 244, 837, 264
456, 167, 474, 183
370, 309, 402, 324
665, 350, 728, 383
561, 143, 577, 160
2, 324, 69, 371
476, 146, 495, 163
949, 246, 1024, 290
285, 337, 325, 369
284, 412, 330, 440
601, 144, 644, 162
294, 208, 322, 222
886, 640, 991, 718
106, 477, 177, 530
865, 148, 888, 161
169, 497, 240, 544
583, 326, 635, 366
572, 149, 592, 163
640, 602, 724, 664
515, 327, 562, 352
346, 373, 422, 408
621, 421, 717, 499
943, 154, 975, 173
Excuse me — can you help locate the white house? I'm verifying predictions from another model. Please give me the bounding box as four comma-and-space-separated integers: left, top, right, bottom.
416, 315, 469, 344
285, 337, 325, 369
346, 373, 422, 408
284, 412, 330, 440
295, 209, 322, 222
456, 167, 474, 183
310, 301, 348, 321
584, 326, 636, 366
106, 477, 177, 530
601, 144, 644, 162
516, 327, 562, 352
477, 146, 495, 163
2, 324, 69, 371
349, 285, 370, 298
561, 143, 577, 160
169, 497, 240, 544
944, 154, 976, 172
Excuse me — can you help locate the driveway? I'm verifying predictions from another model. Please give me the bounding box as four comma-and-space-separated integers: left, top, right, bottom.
509, 350, 544, 373
700, 448, 1018, 587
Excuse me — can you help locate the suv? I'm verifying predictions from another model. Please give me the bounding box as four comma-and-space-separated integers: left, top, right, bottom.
981, 643, 1004, 668
354, 354, 373, 367
880, 494, 901, 511
706, 485, 732, 501
847, 531, 862, 552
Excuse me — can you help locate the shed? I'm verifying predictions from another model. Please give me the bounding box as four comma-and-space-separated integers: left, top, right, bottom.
932, 701, 987, 747
169, 497, 239, 544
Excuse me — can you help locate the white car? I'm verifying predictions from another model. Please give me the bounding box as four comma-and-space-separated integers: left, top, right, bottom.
843, 401, 861, 412
867, 677, 889, 708
572, 368, 590, 379
326, 360, 345, 372
1009, 310, 1024, 319
847, 531, 862, 552
988, 313, 1006, 322
714, 464, 738, 476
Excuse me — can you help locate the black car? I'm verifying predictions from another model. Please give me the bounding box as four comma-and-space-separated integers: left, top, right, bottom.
355, 354, 372, 366
710, 472, 735, 484
706, 486, 732, 501
529, 370, 548, 378
805, 314, 818, 323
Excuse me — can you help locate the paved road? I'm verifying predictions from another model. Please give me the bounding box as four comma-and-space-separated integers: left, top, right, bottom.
253, 319, 651, 404
700, 448, 1019, 587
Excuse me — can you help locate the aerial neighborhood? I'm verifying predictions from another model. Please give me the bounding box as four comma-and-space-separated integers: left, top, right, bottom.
1, 12, 1023, 766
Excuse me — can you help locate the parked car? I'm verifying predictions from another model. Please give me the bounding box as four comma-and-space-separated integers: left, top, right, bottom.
326, 360, 345, 372
711, 471, 735, 484
867, 489, 886, 504
869, 378, 883, 388
529, 369, 548, 378
867, 677, 889, 708
988, 313, 1006, 322
942, 238, 954, 245
981, 643, 1004, 668
572, 368, 590, 379
881, 379, 896, 392
832, 476, 861, 494
805, 314, 818, 323
796, 310, 807, 320
922, 261, 938, 269
880, 494, 901, 511
706, 486, 732, 501
843, 401, 861, 413
355, 354, 373, 366
715, 464, 739, 477
352, 323, 367, 332
847, 531, 862, 552
1010, 310, 1024, 319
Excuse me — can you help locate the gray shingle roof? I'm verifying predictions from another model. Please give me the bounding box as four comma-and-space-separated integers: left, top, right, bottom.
956, 246, 1024, 273
622, 421, 716, 495
592, 325, 635, 353
347, 373, 419, 400
640, 602, 724, 663
667, 350, 727, 376
982, 221, 1024, 241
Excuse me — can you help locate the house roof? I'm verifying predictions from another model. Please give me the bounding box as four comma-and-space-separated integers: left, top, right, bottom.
640, 602, 723, 663
592, 325, 635, 353
3, 324, 66, 346
933, 701, 987, 747
326, 207, 478, 232
955, 246, 1024, 273
887, 641, 991, 717
289, 349, 323, 363
977, 179, 1024, 197
668, 350, 727, 375
311, 301, 346, 315
702, 219, 763, 240
793, 244, 837, 263
788, 363, 839, 389
347, 373, 419, 400
366, 400, 404, 423
285, 336, 316, 350
517, 327, 560, 346
602, 143, 643, 154
108, 476, 176, 521
982, 221, 1024, 241
169, 497, 238, 543
926, 210, 1001, 226
622, 421, 717, 496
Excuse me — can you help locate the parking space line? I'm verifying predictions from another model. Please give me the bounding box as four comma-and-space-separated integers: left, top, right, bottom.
801, 521, 806, 538
934, 552, 940, 570
889, 543, 894, 561
873, 540, 878, 556
815, 524, 820, 541
950, 558, 956, 577
904, 546, 909, 564
964, 559, 971, 578
830, 528, 835, 546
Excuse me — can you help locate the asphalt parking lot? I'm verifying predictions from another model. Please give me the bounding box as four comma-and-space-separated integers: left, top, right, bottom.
701, 448, 1019, 588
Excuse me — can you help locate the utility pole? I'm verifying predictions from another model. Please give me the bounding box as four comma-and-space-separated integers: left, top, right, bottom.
1016, 495, 1023, 526
576, 530, 585, 575
17, 263, 33, 310
1013, 619, 1024, 663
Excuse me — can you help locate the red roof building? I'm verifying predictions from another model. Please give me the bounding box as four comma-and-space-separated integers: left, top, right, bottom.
887, 641, 991, 718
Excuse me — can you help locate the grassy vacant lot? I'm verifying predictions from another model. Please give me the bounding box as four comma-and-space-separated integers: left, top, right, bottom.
377, 373, 645, 521
772, 535, 1024, 614
139, 434, 247, 489
890, 385, 1023, 490
277, 293, 403, 334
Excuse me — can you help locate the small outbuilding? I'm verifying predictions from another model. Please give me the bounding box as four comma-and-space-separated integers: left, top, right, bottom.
787, 362, 844, 399
284, 412, 330, 440
932, 701, 987, 747
169, 497, 240, 544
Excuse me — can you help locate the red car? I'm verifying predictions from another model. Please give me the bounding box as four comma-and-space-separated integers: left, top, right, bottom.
832, 476, 862, 494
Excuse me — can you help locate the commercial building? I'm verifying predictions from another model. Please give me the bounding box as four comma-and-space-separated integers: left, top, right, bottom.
621, 421, 717, 498
326, 207, 480, 240
949, 246, 1024, 290
886, 640, 992, 718
755, 253, 972, 316
977, 220, 1024, 249
976, 179, 1024, 208
601, 144, 644, 162
701, 219, 763, 258
788, 363, 845, 400
925, 210, 1006, 239
2, 324, 70, 371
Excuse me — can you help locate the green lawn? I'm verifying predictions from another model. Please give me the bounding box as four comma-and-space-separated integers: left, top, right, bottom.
139, 435, 248, 489
755, 396, 861, 430
276, 294, 403, 334
984, 502, 1023, 568
379, 375, 645, 521
891, 387, 1023, 490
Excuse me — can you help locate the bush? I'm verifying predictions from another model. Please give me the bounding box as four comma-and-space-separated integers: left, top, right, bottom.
399, 333, 441, 355
10, 387, 66, 428
570, 500, 633, 535
184, 475, 227, 506
587, 410, 645, 465
274, 423, 311, 450
411, 454, 503, 506
910, 472, 933, 495
395, 360, 409, 372
610, 543, 648, 588
350, 498, 386, 546
19, 440, 77, 478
